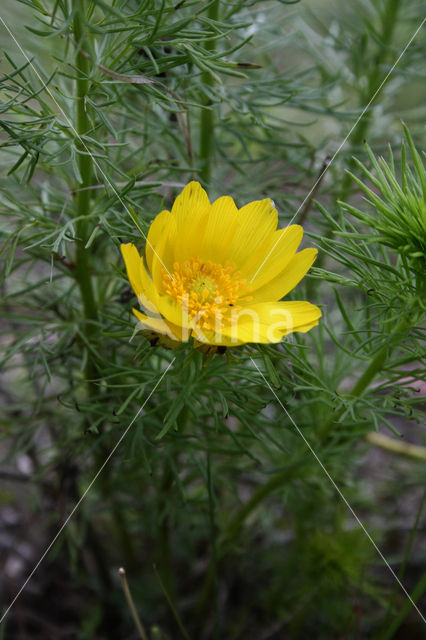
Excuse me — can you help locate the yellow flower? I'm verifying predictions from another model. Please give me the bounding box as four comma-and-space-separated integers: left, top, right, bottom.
121, 181, 321, 347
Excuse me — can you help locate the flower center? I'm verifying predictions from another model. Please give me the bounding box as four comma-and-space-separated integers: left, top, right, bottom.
163, 257, 249, 330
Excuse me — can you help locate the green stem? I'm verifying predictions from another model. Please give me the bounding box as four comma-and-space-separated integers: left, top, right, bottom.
155, 405, 191, 613
157, 455, 175, 600
310, 0, 402, 292
223, 459, 307, 546
73, 1, 98, 385
73, 0, 137, 581
198, 1, 220, 187
111, 491, 139, 568
339, 0, 401, 200
214, 315, 409, 565
67, 470, 112, 591
350, 344, 389, 397
319, 315, 409, 438
196, 458, 307, 618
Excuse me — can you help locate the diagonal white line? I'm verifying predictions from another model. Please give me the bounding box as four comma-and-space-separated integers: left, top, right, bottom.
0, 358, 175, 626
250, 357, 426, 625
250, 17, 426, 284
0, 15, 173, 278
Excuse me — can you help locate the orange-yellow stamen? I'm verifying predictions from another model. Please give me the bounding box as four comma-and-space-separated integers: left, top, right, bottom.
163, 257, 249, 330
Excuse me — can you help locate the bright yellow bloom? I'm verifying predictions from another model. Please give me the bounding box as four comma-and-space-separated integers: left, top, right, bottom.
121, 182, 321, 347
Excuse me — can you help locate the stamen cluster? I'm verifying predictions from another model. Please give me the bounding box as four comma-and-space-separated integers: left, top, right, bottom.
163, 257, 247, 330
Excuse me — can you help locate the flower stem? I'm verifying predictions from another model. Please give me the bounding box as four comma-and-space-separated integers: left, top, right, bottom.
73, 0, 98, 384
198, 1, 220, 187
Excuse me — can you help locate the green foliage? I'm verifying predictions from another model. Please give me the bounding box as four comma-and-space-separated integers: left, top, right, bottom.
340, 126, 426, 278
0, 0, 425, 638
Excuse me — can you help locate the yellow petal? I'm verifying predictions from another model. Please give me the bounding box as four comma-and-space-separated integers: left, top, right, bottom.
150, 215, 177, 293
121, 243, 144, 295
121, 243, 158, 312
220, 301, 321, 344
240, 225, 303, 289
226, 199, 278, 267
291, 320, 320, 334
145, 209, 170, 274
275, 301, 322, 329
249, 248, 318, 302
155, 295, 193, 332
169, 181, 210, 263
192, 326, 245, 346
171, 181, 210, 230
198, 196, 240, 263
171, 183, 210, 263
147, 183, 210, 274
133, 308, 183, 341
173, 202, 210, 264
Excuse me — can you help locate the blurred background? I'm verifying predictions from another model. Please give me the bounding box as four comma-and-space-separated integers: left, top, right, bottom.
1, 1, 425, 638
